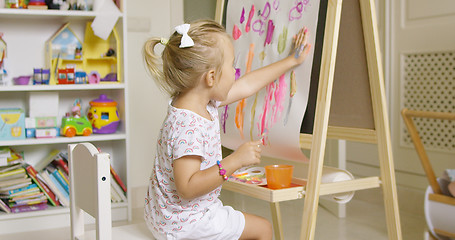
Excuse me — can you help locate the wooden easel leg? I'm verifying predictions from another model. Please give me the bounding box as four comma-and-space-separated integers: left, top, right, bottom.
270, 202, 284, 240
299, 0, 343, 238
358, 0, 403, 238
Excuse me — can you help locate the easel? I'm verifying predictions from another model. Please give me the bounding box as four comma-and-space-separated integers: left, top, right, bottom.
216, 0, 402, 239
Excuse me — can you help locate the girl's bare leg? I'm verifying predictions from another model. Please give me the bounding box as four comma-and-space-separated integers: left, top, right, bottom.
240, 212, 273, 240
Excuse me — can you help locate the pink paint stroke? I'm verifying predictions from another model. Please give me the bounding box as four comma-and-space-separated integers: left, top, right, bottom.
257, 74, 287, 145
264, 20, 275, 46
289, 1, 304, 21
273, 0, 280, 10
245, 5, 255, 33
252, 2, 272, 36
240, 7, 245, 24
232, 24, 242, 40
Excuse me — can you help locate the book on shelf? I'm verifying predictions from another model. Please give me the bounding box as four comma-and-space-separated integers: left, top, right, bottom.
34, 149, 61, 173
0, 181, 31, 192
9, 195, 47, 208
0, 198, 11, 213
110, 165, 127, 193
0, 184, 39, 199
111, 175, 127, 202
0, 167, 27, 181
40, 170, 69, 207
56, 167, 69, 185
0, 162, 23, 174
110, 185, 121, 203
10, 202, 48, 214
24, 164, 60, 206
0, 177, 31, 189
10, 192, 45, 202
0, 183, 39, 198
47, 165, 69, 195
0, 147, 24, 167
52, 157, 69, 176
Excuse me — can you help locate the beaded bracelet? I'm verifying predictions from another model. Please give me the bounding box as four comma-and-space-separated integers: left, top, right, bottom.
216, 160, 228, 181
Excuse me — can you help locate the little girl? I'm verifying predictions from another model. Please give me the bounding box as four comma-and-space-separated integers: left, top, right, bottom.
143, 19, 310, 240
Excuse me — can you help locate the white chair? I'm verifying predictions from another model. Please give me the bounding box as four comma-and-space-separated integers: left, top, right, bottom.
69, 142, 154, 240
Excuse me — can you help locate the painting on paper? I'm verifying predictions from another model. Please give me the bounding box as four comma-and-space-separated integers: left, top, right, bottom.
221, 0, 322, 161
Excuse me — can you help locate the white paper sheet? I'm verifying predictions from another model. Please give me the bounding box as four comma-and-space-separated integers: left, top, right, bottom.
91, 0, 121, 40
222, 0, 321, 161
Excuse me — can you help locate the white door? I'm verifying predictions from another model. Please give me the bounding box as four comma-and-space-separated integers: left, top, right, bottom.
390, 0, 455, 188
346, 0, 455, 209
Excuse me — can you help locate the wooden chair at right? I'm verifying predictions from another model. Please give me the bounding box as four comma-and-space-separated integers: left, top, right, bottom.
401, 108, 455, 240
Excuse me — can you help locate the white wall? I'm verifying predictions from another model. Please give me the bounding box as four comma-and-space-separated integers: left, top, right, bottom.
126, 0, 455, 217
126, 0, 183, 208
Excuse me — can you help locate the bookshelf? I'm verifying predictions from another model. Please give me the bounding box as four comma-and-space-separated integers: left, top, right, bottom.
0, 5, 130, 234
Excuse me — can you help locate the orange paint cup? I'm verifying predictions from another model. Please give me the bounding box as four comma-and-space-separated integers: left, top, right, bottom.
265, 165, 294, 189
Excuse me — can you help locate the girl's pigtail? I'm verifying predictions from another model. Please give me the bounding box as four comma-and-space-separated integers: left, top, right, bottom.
143, 38, 168, 93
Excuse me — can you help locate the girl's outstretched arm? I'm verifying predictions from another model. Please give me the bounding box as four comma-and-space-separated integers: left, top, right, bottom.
221, 27, 311, 106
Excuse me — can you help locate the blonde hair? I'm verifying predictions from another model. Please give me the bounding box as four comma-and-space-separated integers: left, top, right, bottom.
143, 19, 230, 97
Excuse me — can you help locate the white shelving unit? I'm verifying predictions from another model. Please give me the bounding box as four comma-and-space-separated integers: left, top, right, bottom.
0, 6, 130, 234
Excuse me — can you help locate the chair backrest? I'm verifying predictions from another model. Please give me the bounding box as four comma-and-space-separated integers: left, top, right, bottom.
69, 142, 112, 240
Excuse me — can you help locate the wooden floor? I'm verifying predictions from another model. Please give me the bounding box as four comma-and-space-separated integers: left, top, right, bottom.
0, 191, 427, 240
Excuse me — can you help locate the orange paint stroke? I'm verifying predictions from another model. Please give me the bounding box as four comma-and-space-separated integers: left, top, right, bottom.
246, 43, 255, 72
235, 43, 255, 139
235, 99, 245, 139
250, 92, 259, 140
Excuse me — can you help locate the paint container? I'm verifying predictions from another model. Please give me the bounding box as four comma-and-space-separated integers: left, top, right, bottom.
265, 165, 294, 189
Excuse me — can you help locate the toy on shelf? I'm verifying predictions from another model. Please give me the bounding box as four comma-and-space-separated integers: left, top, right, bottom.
13, 76, 31, 85
75, 70, 87, 84
88, 71, 100, 84
88, 94, 119, 134
100, 72, 117, 82
83, 22, 121, 83
33, 68, 50, 85
57, 67, 75, 84
0, 108, 25, 140
45, 22, 122, 85
45, 23, 83, 84
61, 99, 92, 137
5, 0, 27, 8
28, 0, 48, 10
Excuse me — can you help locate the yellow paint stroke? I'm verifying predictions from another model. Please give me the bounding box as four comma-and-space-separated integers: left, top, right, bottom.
290, 70, 297, 97
277, 27, 288, 54
246, 43, 255, 72
235, 43, 255, 139
259, 51, 266, 65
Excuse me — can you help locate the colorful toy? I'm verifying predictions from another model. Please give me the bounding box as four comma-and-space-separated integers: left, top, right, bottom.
0, 108, 25, 140
60, 99, 92, 137
33, 68, 50, 85
87, 94, 120, 134
57, 67, 75, 84
13, 76, 31, 85
100, 72, 117, 82
88, 71, 100, 84
75, 71, 87, 84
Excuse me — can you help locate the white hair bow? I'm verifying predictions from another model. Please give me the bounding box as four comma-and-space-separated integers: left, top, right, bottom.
175, 24, 194, 48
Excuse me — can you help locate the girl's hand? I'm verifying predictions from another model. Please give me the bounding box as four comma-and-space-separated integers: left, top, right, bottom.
293, 27, 311, 64
231, 140, 263, 168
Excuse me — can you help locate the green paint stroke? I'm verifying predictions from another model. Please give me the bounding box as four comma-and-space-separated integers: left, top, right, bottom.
277, 27, 288, 54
